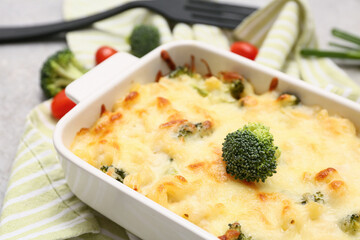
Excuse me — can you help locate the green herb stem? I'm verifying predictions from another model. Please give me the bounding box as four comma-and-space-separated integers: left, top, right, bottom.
300, 49, 360, 59
332, 28, 360, 46
329, 42, 360, 51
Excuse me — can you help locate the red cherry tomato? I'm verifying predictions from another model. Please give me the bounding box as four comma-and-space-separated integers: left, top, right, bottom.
230, 41, 258, 60
51, 89, 76, 120
95, 46, 118, 65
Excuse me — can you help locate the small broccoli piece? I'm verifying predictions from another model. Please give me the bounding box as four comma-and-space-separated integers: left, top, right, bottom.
222, 123, 280, 182
339, 213, 360, 234
169, 66, 191, 78
301, 191, 324, 205
100, 165, 109, 173
230, 80, 245, 100
277, 92, 300, 106
195, 121, 213, 137
238, 233, 252, 240
192, 85, 209, 97
40, 49, 86, 98
177, 121, 213, 138
129, 25, 160, 57
219, 223, 252, 240
178, 123, 197, 138
114, 168, 127, 183
228, 222, 242, 232
100, 165, 128, 183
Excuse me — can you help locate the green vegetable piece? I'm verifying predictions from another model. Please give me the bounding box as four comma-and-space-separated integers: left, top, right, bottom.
193, 86, 209, 97
177, 121, 213, 138
129, 25, 160, 57
300, 49, 360, 59
195, 121, 212, 137
228, 222, 242, 232
40, 49, 87, 98
100, 165, 109, 173
332, 28, 360, 46
278, 92, 301, 106
300, 28, 360, 60
178, 123, 197, 138
301, 191, 324, 205
238, 233, 253, 240
169, 66, 191, 78
114, 168, 127, 183
329, 42, 360, 51
222, 123, 280, 182
227, 223, 253, 240
100, 165, 127, 183
339, 213, 360, 234
230, 80, 244, 100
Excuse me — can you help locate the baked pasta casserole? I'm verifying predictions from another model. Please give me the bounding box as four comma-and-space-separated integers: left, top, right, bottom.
71, 53, 360, 240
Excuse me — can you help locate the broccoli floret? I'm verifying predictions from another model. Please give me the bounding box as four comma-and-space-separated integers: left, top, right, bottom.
237, 232, 252, 240
169, 66, 192, 78
40, 49, 86, 98
177, 121, 213, 138
100, 165, 109, 173
230, 80, 245, 100
114, 168, 127, 182
277, 92, 300, 106
339, 213, 360, 234
220, 223, 252, 240
100, 165, 128, 183
222, 123, 280, 182
178, 123, 196, 138
129, 25, 160, 57
301, 191, 324, 205
228, 222, 242, 232
195, 121, 213, 137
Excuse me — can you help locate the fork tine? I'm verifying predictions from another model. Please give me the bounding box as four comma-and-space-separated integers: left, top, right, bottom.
190, 13, 246, 29
191, 11, 250, 23
184, 0, 255, 29
185, 5, 252, 20
186, 0, 257, 15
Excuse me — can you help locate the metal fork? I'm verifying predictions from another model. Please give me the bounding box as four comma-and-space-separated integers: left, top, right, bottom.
0, 0, 256, 43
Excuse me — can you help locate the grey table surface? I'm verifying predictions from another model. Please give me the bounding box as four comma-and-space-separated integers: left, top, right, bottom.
0, 0, 360, 210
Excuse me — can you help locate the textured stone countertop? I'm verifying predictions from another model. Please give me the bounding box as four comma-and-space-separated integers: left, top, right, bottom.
1, 0, 360, 209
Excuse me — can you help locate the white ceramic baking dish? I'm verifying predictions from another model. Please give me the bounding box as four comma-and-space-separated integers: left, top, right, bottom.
53, 40, 360, 240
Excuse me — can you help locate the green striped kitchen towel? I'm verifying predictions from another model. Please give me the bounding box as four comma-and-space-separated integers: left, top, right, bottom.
0, 101, 131, 240
1, 0, 360, 239
234, 0, 360, 102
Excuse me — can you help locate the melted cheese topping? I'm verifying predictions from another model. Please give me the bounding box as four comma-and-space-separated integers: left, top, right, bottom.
71, 73, 360, 239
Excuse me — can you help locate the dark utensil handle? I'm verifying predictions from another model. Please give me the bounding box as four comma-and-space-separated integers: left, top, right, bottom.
0, 1, 143, 43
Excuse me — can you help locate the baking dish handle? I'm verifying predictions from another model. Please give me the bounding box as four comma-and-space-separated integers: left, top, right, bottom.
66, 52, 140, 104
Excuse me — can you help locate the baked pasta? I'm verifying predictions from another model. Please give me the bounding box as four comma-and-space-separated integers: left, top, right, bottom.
71, 53, 360, 240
